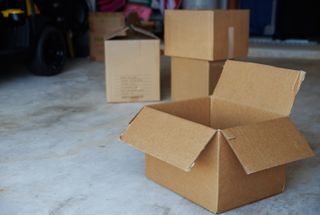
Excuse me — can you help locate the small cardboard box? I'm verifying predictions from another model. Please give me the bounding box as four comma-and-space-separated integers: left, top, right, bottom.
165, 10, 249, 61
89, 12, 125, 62
120, 60, 314, 213
171, 57, 225, 101
89, 12, 125, 33
105, 26, 160, 103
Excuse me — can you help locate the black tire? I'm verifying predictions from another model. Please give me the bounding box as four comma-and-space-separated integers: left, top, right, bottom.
29, 27, 66, 76
70, 0, 89, 34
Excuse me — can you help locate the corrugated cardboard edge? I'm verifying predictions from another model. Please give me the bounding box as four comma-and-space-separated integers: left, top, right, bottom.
119, 107, 146, 141
293, 70, 306, 95
215, 130, 222, 213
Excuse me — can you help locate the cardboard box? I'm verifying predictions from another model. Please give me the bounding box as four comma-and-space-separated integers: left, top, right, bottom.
120, 60, 314, 213
171, 57, 224, 101
165, 10, 249, 61
89, 12, 125, 62
89, 32, 106, 62
89, 12, 125, 33
105, 26, 160, 103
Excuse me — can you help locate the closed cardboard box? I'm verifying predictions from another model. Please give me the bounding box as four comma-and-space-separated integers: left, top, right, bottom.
121, 60, 314, 213
105, 26, 160, 103
165, 10, 249, 61
171, 57, 224, 101
89, 12, 125, 62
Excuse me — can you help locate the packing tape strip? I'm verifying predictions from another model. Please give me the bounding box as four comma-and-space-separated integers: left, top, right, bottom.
228, 26, 235, 59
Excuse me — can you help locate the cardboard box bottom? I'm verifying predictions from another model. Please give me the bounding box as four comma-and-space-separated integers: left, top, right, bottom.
145, 135, 286, 213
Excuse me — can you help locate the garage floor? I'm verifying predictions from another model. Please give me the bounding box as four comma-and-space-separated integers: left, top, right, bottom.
0, 56, 319, 215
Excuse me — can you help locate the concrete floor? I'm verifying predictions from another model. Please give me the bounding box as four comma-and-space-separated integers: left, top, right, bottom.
0, 56, 319, 215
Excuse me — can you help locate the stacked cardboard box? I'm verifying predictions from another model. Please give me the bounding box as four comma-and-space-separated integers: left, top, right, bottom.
89, 12, 125, 62
164, 10, 249, 100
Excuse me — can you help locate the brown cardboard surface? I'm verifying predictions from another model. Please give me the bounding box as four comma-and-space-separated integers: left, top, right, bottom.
89, 32, 105, 62
210, 97, 281, 129
165, 10, 249, 61
105, 25, 158, 41
209, 61, 225, 94
105, 26, 160, 102
120, 60, 314, 213
171, 57, 224, 101
214, 60, 305, 116
145, 134, 220, 213
130, 25, 159, 39
89, 12, 125, 62
213, 11, 249, 60
104, 26, 129, 40
217, 133, 286, 212
121, 107, 216, 171
149, 97, 211, 126
165, 10, 214, 60
145, 128, 287, 213
223, 117, 314, 174
89, 12, 125, 33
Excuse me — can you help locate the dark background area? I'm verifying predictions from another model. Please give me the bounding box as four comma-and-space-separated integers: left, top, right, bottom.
239, 0, 320, 40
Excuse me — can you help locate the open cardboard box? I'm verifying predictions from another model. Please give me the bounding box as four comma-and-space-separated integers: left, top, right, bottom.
104, 25, 160, 103
120, 60, 314, 213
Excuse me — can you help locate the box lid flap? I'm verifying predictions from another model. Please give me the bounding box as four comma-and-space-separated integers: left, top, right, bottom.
213, 60, 305, 116
105, 25, 158, 40
104, 26, 128, 40
130, 25, 159, 39
222, 117, 314, 174
121, 107, 216, 171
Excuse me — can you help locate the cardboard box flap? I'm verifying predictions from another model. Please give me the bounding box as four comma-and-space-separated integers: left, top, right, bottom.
222, 117, 314, 174
130, 25, 159, 39
213, 60, 305, 116
104, 26, 129, 40
121, 107, 216, 171
105, 25, 158, 40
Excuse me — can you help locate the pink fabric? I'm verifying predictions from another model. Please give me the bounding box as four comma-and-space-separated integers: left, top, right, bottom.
123, 3, 152, 21
98, 0, 126, 12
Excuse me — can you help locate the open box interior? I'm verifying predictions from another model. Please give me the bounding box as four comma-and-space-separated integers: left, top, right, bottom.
150, 96, 281, 130
150, 59, 305, 129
